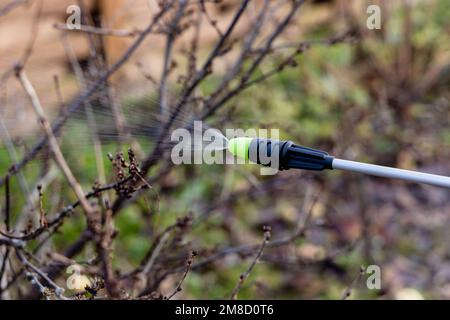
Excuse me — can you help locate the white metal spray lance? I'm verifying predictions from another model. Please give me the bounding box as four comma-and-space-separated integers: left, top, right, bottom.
227, 137, 450, 188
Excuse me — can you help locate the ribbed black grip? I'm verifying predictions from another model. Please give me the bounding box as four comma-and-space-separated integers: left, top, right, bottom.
248, 138, 334, 171
280, 141, 333, 171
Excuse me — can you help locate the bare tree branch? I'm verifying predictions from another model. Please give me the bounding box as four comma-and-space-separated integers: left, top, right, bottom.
230, 226, 271, 300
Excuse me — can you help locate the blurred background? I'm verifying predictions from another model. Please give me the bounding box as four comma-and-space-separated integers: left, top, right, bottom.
0, 0, 449, 299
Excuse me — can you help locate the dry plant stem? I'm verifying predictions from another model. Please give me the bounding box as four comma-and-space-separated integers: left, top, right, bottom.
17, 166, 58, 230
19, 0, 42, 66
89, 10, 144, 169
166, 251, 197, 300
15, 68, 94, 217
0, 0, 42, 84
199, 0, 305, 120
0, 237, 25, 247
37, 185, 47, 228
184, 5, 201, 84
53, 75, 65, 112
15, 249, 68, 299
0, 179, 130, 241
0, 177, 11, 294
108, 86, 136, 152
209, 0, 270, 98
199, 0, 223, 37
0, 116, 30, 196
341, 266, 365, 300
61, 34, 108, 194
3, 175, 10, 232
0, 248, 10, 296
136, 214, 193, 297
230, 226, 271, 300
53, 23, 141, 37
159, 0, 187, 119
97, 208, 120, 298
142, 232, 171, 275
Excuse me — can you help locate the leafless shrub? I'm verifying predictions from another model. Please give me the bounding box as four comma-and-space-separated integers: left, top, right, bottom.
0, 0, 362, 300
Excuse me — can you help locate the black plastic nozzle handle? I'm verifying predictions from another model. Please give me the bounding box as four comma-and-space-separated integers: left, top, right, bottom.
248, 138, 334, 171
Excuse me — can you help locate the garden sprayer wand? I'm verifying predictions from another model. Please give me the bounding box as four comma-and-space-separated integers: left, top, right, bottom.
227, 137, 450, 188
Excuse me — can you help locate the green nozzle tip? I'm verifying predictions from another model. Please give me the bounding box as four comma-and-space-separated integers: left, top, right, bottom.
228, 137, 253, 160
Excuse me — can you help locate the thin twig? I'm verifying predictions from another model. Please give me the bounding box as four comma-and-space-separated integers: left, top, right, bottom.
0, 0, 42, 84
37, 185, 47, 228
0, 87, 30, 196
0, 178, 132, 241
143, 232, 171, 275
4, 176, 10, 232
199, 0, 223, 37
166, 250, 197, 300
96, 207, 120, 298
0, 3, 171, 188
158, 0, 187, 118
54, 23, 141, 37
230, 226, 271, 300
15, 249, 68, 299
0, 0, 29, 17
200, 0, 305, 120
15, 67, 95, 217
0, 176, 11, 294
341, 266, 365, 300
61, 34, 108, 199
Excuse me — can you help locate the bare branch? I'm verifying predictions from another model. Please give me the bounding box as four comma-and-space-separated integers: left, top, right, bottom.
230, 226, 271, 300
166, 250, 197, 300
15, 249, 67, 299
0, 0, 29, 17
54, 23, 141, 37
158, 0, 188, 118
15, 67, 95, 217
341, 266, 365, 300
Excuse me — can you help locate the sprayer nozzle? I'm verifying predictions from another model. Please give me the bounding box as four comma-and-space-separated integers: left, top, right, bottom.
228, 137, 334, 171
227, 137, 253, 160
